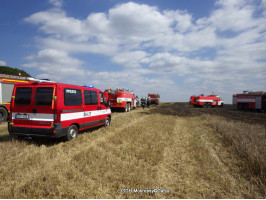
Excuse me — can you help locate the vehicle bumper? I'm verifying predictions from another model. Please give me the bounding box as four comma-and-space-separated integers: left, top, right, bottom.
8, 122, 68, 138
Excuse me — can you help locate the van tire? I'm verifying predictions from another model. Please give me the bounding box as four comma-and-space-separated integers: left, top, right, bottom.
65, 125, 78, 141
105, 116, 111, 127
0, 107, 8, 122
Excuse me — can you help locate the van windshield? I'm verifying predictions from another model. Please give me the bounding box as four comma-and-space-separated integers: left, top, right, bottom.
35, 87, 53, 106
15, 87, 32, 105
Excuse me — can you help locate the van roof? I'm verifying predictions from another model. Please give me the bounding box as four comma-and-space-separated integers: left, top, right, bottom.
14, 82, 101, 91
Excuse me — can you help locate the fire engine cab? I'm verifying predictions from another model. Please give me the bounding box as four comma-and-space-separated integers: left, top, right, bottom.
8, 82, 111, 141
147, 93, 160, 105
233, 91, 266, 111
104, 88, 137, 112
189, 94, 224, 108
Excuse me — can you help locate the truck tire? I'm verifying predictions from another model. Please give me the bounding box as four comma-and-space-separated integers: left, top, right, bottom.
124, 106, 128, 112
65, 125, 78, 141
127, 103, 131, 111
0, 107, 8, 122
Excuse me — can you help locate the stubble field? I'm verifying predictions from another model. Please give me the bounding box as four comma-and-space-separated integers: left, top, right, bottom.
0, 103, 265, 198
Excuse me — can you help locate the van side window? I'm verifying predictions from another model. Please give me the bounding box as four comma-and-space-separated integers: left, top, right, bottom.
15, 87, 32, 105
35, 87, 53, 106
64, 88, 82, 106
84, 90, 98, 105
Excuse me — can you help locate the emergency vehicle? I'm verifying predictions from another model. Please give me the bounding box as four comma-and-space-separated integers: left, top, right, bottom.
8, 82, 111, 141
148, 93, 160, 105
189, 94, 224, 108
233, 91, 266, 111
104, 88, 137, 112
0, 74, 32, 122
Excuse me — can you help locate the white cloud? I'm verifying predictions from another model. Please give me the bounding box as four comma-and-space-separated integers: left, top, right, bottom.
22, 0, 266, 102
25, 11, 83, 36
48, 0, 63, 8
109, 2, 170, 40
112, 51, 148, 68
211, 0, 258, 32
0, 60, 6, 66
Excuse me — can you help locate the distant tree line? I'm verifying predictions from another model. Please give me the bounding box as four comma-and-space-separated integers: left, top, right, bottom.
0, 66, 31, 77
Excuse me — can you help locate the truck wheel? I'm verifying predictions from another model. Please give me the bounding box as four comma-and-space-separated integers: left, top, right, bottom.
203, 103, 207, 108
220, 103, 224, 108
128, 103, 131, 111
0, 107, 8, 122
243, 104, 249, 111
105, 116, 111, 127
65, 125, 78, 141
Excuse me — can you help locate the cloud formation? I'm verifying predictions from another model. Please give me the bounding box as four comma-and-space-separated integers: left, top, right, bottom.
23, 0, 266, 102
0, 60, 6, 66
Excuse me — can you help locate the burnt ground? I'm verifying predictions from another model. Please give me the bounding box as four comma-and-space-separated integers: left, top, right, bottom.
149, 102, 266, 127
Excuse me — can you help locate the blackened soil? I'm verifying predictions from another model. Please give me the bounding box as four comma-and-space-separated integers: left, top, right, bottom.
150, 102, 266, 127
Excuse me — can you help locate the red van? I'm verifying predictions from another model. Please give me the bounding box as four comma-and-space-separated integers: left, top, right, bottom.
8, 82, 111, 141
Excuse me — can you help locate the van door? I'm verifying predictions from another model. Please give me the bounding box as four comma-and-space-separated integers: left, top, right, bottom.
31, 86, 55, 132
98, 91, 108, 124
12, 86, 34, 134
83, 90, 100, 128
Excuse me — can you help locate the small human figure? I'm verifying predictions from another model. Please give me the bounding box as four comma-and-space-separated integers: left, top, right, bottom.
141, 97, 146, 109
147, 97, 151, 108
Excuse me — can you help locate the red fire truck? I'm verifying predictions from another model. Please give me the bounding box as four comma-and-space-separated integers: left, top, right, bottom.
8, 81, 111, 141
233, 91, 266, 111
0, 74, 32, 122
189, 94, 224, 108
147, 93, 160, 104
104, 88, 137, 112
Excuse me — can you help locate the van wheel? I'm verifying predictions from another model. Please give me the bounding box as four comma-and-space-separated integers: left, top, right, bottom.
65, 125, 78, 141
105, 117, 111, 127
0, 107, 8, 122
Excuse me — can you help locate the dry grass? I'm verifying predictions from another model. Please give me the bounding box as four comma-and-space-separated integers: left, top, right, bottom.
204, 114, 266, 185
0, 104, 265, 198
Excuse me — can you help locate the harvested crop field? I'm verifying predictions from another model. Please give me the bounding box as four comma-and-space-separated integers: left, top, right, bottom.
0, 103, 265, 198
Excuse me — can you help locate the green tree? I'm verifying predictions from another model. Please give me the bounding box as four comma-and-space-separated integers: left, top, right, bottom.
0, 66, 31, 77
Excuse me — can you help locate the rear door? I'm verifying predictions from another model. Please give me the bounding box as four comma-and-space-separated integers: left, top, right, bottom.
12, 84, 55, 133
12, 85, 34, 134
31, 85, 55, 130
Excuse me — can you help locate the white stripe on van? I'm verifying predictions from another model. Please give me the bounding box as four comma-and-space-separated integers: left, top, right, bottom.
12, 109, 111, 122
61, 109, 111, 121
12, 113, 54, 121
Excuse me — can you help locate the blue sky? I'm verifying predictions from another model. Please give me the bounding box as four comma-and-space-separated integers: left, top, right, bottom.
0, 0, 266, 102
